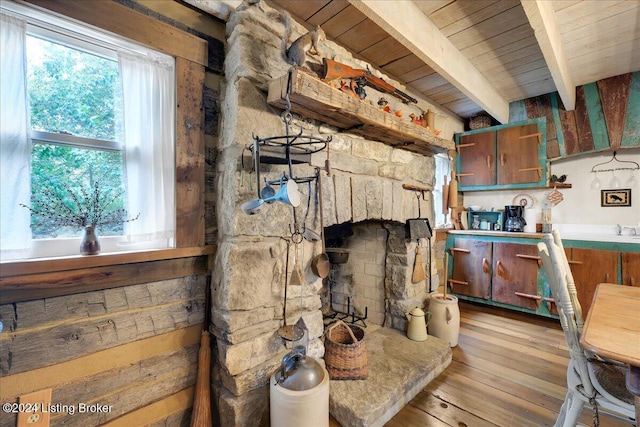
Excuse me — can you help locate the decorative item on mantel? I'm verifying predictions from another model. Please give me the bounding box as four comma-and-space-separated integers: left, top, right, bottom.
20, 180, 139, 255
468, 114, 491, 130
589, 150, 639, 190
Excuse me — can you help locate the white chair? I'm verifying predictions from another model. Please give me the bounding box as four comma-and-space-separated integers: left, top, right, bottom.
538, 230, 635, 426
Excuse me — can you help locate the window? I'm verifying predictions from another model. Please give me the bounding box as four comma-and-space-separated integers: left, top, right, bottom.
1, 2, 176, 261
433, 153, 452, 227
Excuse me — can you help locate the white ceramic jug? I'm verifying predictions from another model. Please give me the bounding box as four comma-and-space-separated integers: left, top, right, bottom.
428, 293, 460, 347
406, 307, 432, 341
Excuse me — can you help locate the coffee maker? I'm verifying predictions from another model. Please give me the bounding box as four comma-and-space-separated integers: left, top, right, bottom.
504, 205, 526, 232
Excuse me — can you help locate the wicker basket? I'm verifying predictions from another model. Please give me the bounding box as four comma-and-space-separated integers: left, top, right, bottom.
324, 320, 368, 380
469, 115, 491, 129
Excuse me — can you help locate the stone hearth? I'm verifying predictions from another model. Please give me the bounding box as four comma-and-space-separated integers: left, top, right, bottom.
329, 326, 452, 427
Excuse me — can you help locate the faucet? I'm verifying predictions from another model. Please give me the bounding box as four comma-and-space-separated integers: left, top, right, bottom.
623, 227, 637, 236
616, 224, 622, 236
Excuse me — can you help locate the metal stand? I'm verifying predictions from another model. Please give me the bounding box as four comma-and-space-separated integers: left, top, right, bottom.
325, 293, 368, 328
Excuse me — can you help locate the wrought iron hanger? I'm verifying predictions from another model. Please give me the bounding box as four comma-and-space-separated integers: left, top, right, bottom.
590, 151, 640, 173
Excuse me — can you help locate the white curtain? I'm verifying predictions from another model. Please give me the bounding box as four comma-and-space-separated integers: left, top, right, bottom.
0, 13, 31, 260
434, 154, 452, 227
118, 51, 175, 246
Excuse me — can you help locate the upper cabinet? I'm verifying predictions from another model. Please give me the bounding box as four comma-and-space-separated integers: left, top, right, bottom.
455, 118, 547, 191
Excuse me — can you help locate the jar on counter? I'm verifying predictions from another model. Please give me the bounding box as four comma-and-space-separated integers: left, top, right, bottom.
472, 215, 480, 230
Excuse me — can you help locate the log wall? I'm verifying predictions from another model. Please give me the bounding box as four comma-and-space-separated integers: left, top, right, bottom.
0, 1, 224, 426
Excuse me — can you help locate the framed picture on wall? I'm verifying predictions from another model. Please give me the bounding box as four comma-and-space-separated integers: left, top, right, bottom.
601, 189, 631, 207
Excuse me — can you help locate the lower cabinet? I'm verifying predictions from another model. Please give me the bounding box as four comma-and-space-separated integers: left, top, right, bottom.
448, 236, 551, 316
491, 242, 540, 310
622, 252, 640, 287
565, 247, 618, 316
447, 233, 640, 319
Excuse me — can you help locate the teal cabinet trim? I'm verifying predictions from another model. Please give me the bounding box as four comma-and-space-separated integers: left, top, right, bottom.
583, 82, 610, 151
562, 239, 640, 253
550, 93, 567, 157
621, 71, 640, 148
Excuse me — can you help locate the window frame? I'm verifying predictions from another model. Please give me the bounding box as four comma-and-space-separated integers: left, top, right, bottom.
1, 0, 206, 265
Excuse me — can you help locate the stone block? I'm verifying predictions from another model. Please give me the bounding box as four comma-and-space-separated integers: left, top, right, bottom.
220, 351, 284, 396
390, 148, 415, 164
328, 153, 379, 176
378, 163, 406, 181
217, 330, 284, 376
381, 179, 394, 220
217, 384, 269, 427
352, 139, 392, 162
352, 176, 383, 222
213, 239, 286, 312
334, 174, 353, 225
406, 156, 435, 187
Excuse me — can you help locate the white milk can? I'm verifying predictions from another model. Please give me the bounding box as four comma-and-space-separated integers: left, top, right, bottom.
428, 293, 460, 347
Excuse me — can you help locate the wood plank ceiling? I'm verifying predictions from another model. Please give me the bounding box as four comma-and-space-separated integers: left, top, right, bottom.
263, 0, 640, 123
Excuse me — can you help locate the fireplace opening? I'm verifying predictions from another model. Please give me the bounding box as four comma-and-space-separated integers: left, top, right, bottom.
321, 220, 433, 330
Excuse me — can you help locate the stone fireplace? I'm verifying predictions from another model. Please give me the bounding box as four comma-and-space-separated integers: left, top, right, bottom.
211, 1, 452, 425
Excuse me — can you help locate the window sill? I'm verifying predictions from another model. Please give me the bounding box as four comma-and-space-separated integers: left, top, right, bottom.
0, 246, 216, 304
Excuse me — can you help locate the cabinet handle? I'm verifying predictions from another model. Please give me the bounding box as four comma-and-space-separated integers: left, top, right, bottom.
515, 292, 542, 308
496, 260, 503, 277
518, 132, 542, 145
448, 279, 469, 286
518, 166, 542, 180
482, 257, 490, 274
457, 172, 476, 178
450, 247, 471, 254
516, 253, 542, 269
456, 143, 475, 151
500, 153, 506, 166
568, 260, 582, 265
486, 154, 492, 169
630, 277, 635, 286
604, 273, 610, 282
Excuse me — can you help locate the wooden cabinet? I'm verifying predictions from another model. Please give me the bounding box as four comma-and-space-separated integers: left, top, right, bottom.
449, 238, 491, 299
622, 252, 640, 286
455, 118, 547, 191
492, 242, 541, 310
457, 131, 496, 186
565, 247, 619, 316
496, 124, 542, 184
448, 237, 546, 314
446, 233, 640, 319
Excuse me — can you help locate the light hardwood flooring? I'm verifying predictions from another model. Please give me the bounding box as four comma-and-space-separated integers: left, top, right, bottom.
330, 302, 633, 427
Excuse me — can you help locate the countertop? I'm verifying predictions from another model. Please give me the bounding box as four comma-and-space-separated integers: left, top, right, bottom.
447, 229, 640, 244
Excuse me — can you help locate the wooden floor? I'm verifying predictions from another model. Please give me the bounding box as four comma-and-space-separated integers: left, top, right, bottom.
330, 302, 632, 427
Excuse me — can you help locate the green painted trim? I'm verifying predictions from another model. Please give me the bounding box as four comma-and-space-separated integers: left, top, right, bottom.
621, 71, 640, 148
550, 93, 567, 157
509, 100, 527, 122
583, 82, 610, 150
457, 118, 545, 137
563, 239, 640, 253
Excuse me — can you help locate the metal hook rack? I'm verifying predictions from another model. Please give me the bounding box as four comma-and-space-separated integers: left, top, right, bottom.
590, 151, 640, 174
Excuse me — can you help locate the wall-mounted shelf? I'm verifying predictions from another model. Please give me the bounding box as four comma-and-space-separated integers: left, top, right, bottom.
461, 183, 572, 192
267, 68, 454, 156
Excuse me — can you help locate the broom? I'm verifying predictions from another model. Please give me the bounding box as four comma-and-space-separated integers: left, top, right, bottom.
412, 242, 425, 283
191, 282, 212, 427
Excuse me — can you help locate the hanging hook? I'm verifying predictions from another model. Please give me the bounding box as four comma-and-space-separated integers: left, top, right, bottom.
590, 151, 640, 173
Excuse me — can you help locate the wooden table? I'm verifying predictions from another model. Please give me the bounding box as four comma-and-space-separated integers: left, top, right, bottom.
580, 283, 640, 423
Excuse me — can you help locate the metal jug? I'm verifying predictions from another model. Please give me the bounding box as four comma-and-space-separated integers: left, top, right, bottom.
405, 307, 432, 341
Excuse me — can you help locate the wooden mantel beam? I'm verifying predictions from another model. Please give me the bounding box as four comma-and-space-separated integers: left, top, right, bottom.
520, 0, 576, 110
348, 0, 510, 124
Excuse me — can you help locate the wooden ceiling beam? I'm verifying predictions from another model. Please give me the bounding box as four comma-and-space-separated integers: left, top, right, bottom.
520, 0, 576, 110
348, 0, 510, 123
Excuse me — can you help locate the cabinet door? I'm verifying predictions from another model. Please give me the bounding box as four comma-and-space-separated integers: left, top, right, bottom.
496, 124, 541, 185
568, 248, 619, 316
457, 131, 496, 187
622, 252, 640, 287
449, 238, 492, 299
492, 242, 540, 309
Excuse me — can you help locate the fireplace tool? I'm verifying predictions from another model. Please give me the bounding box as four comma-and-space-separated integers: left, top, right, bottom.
405, 190, 433, 284
278, 237, 304, 342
